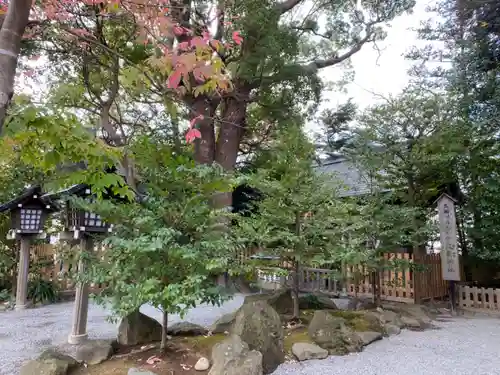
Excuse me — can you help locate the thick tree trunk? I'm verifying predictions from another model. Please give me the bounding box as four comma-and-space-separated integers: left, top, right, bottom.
191, 96, 218, 165
0, 0, 32, 133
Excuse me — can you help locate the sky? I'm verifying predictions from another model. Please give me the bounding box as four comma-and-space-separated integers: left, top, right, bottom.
307, 0, 433, 134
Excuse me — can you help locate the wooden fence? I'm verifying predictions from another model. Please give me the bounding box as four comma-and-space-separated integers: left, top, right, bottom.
28, 244, 451, 304
257, 253, 451, 304
457, 285, 500, 311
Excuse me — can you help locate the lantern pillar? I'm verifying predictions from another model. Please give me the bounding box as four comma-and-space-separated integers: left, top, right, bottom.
15, 236, 31, 310
68, 235, 93, 344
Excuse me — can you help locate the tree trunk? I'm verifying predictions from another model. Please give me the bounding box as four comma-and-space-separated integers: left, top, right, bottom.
190, 96, 218, 165
160, 310, 168, 352
292, 260, 300, 319
0, 0, 32, 133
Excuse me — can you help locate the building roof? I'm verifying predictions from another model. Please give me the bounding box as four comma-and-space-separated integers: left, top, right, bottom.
314, 156, 390, 197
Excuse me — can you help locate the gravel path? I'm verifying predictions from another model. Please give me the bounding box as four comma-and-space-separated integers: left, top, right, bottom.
274, 316, 500, 375
1, 296, 500, 375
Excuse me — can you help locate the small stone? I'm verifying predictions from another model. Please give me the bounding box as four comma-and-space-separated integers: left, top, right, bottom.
128, 368, 158, 375
356, 331, 383, 346
195, 357, 210, 371
291, 342, 328, 361
385, 324, 401, 336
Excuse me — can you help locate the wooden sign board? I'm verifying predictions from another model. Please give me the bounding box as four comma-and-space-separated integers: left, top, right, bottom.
436, 194, 461, 281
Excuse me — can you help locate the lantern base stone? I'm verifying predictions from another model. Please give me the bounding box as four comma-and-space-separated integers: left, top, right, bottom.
14, 304, 27, 311
68, 333, 88, 345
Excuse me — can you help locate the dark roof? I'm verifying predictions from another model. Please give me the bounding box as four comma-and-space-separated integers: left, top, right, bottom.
41, 184, 88, 201
0, 185, 60, 213
314, 156, 390, 197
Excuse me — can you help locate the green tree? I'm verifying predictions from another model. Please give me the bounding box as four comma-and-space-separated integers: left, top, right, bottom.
237, 124, 347, 318
84, 136, 244, 350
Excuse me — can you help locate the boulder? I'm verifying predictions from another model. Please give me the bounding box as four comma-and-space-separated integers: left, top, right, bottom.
195, 357, 210, 371
356, 331, 383, 346
347, 297, 377, 311
299, 292, 338, 310
382, 303, 434, 326
400, 315, 422, 329
209, 312, 236, 334
243, 289, 294, 315
75, 339, 113, 365
307, 310, 363, 355
118, 311, 162, 346
231, 300, 284, 374
291, 342, 329, 361
20, 349, 79, 375
167, 322, 208, 336
209, 335, 263, 375
128, 369, 158, 375
20, 360, 64, 375
377, 309, 404, 328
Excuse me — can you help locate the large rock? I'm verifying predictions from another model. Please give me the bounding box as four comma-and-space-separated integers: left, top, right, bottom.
356, 331, 383, 346
167, 322, 208, 336
307, 310, 363, 355
209, 312, 236, 334
75, 339, 113, 365
291, 342, 329, 361
231, 300, 284, 374
299, 292, 338, 310
347, 297, 377, 311
118, 311, 162, 346
382, 303, 434, 327
377, 309, 405, 328
209, 335, 263, 375
20, 349, 79, 375
243, 289, 294, 315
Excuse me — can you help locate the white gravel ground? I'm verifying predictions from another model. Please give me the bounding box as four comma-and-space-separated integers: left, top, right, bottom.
1, 295, 500, 375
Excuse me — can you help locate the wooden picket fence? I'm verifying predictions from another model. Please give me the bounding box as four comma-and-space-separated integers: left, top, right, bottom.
457, 285, 500, 311
257, 252, 452, 304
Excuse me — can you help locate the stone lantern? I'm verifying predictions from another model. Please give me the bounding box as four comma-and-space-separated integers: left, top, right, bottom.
0, 185, 58, 310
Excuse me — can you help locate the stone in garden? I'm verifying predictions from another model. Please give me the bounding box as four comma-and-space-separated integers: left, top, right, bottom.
400, 315, 422, 329
382, 303, 434, 326
347, 297, 377, 311
20, 349, 79, 375
118, 310, 162, 346
299, 292, 338, 310
385, 324, 401, 336
167, 322, 208, 336
75, 339, 114, 365
128, 368, 158, 375
231, 300, 284, 374
195, 357, 210, 371
356, 331, 383, 346
20, 360, 62, 375
243, 289, 294, 315
307, 310, 363, 355
378, 309, 405, 328
291, 342, 329, 361
209, 312, 236, 334
209, 334, 263, 375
